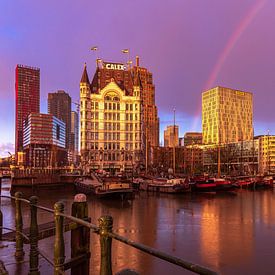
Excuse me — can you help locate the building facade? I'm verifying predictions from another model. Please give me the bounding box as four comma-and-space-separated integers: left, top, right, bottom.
80, 63, 143, 172
23, 113, 66, 167
70, 111, 79, 164
131, 57, 159, 148
258, 135, 275, 175
164, 125, 179, 147
90, 57, 159, 161
203, 140, 258, 176
184, 132, 203, 146
202, 86, 253, 144
48, 90, 71, 150
15, 65, 40, 155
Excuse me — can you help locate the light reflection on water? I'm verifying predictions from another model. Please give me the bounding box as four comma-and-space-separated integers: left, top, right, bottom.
2, 179, 275, 275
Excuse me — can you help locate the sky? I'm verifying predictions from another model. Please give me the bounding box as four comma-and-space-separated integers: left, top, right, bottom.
1, 0, 275, 157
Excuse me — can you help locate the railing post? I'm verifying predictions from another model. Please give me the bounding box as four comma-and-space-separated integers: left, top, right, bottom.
71, 194, 90, 275
54, 202, 65, 275
15, 192, 24, 260
98, 215, 113, 275
29, 196, 40, 275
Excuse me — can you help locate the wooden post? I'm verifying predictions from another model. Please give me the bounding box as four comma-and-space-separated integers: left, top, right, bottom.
54, 201, 65, 275
29, 196, 40, 275
71, 194, 90, 275
15, 192, 24, 260
99, 215, 113, 275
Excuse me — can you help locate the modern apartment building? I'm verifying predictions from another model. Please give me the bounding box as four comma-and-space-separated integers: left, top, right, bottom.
15, 65, 40, 154
23, 113, 66, 167
202, 86, 253, 144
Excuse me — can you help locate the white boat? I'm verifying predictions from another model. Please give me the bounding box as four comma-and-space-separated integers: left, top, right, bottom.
139, 177, 190, 193
75, 174, 134, 199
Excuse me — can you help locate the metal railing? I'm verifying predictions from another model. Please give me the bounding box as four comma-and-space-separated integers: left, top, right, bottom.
0, 192, 218, 275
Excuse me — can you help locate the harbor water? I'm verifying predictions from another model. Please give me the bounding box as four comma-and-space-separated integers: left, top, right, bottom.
1, 178, 275, 275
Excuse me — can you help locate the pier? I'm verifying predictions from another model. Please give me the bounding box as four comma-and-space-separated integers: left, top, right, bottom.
0, 192, 217, 275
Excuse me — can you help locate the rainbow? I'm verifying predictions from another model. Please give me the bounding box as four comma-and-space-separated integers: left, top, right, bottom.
191, 0, 267, 131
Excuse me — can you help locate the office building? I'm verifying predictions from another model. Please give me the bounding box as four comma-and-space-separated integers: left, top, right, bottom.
15, 65, 40, 154
258, 134, 275, 174
23, 113, 66, 167
48, 90, 71, 149
202, 86, 253, 144
164, 125, 179, 147
80, 62, 142, 172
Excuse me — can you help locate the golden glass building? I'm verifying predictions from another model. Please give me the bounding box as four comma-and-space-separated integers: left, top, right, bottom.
80, 62, 143, 172
202, 86, 253, 145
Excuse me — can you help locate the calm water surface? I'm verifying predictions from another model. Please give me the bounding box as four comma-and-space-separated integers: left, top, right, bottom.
1, 178, 275, 275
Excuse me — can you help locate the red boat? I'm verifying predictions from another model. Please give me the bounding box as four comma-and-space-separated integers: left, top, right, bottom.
191, 177, 233, 192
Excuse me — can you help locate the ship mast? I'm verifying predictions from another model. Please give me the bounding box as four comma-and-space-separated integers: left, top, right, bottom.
173, 108, 176, 175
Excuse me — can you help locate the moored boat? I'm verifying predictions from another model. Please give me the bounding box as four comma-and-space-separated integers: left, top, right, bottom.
75, 174, 134, 199
191, 176, 233, 192
139, 177, 190, 193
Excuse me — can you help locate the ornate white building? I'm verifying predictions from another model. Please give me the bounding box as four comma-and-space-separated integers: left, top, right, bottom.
80, 63, 142, 172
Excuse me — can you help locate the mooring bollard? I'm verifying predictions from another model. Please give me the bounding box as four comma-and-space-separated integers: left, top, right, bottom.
71, 194, 90, 275
15, 192, 24, 260
54, 201, 65, 275
99, 215, 113, 275
29, 196, 40, 275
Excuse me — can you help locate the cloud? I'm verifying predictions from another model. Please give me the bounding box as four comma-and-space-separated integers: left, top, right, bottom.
0, 142, 14, 158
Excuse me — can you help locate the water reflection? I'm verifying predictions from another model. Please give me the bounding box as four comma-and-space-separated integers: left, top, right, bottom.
2, 179, 275, 275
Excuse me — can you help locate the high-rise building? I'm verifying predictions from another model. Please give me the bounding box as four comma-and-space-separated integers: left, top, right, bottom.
184, 132, 202, 146
202, 86, 253, 144
164, 125, 179, 147
15, 65, 40, 155
80, 62, 143, 172
48, 90, 71, 149
23, 113, 66, 167
131, 56, 159, 148
70, 111, 79, 163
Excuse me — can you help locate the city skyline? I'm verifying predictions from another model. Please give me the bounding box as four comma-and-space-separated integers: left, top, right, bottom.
1, 0, 275, 157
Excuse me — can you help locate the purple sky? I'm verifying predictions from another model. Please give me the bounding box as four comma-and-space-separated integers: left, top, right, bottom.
1, 0, 275, 157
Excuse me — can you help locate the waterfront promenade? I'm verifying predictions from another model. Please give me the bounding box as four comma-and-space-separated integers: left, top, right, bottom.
1, 178, 275, 274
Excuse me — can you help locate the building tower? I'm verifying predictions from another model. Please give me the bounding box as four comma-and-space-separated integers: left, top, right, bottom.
131, 56, 159, 148
71, 111, 79, 163
202, 86, 253, 145
15, 65, 40, 155
48, 90, 72, 150
164, 125, 179, 147
80, 61, 142, 172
